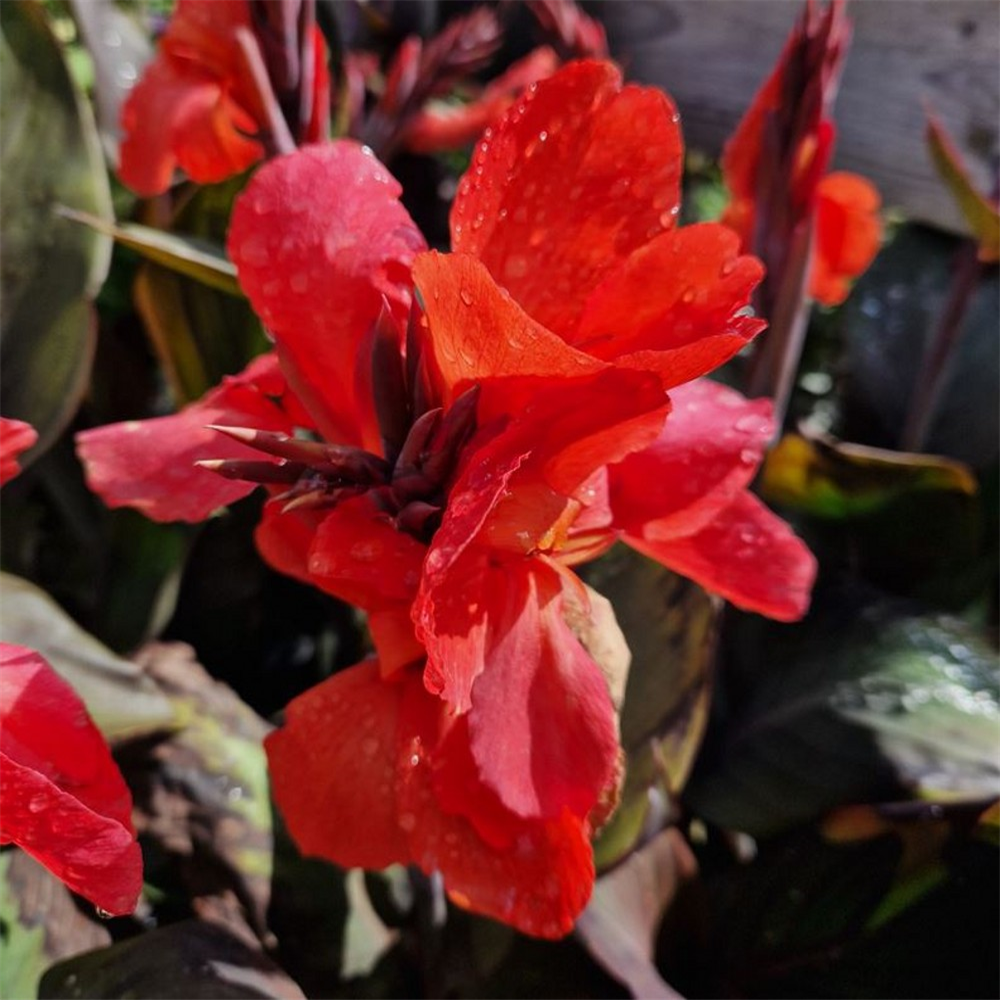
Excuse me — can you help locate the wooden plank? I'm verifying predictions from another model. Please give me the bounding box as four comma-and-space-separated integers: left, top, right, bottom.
599, 0, 999, 234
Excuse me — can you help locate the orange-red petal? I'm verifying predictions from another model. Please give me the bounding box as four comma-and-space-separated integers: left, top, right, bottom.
266, 660, 410, 869
306, 493, 427, 610
414, 251, 604, 402
118, 0, 262, 195
809, 171, 882, 305
0, 644, 142, 915
451, 60, 683, 338
573, 224, 766, 386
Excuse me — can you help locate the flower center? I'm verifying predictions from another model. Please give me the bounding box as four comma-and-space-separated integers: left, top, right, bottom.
200, 303, 480, 543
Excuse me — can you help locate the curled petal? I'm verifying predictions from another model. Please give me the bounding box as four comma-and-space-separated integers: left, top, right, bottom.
399, 679, 595, 938
120, 60, 261, 196
266, 660, 410, 869
626, 492, 816, 622
573, 224, 766, 386
76, 354, 293, 523
451, 60, 683, 338
610, 379, 774, 539
466, 561, 619, 821
228, 143, 426, 446
415, 439, 529, 711
0, 417, 38, 485
0, 644, 142, 915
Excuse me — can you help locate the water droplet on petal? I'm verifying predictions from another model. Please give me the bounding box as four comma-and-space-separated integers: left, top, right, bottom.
459, 289, 474, 306
350, 540, 383, 562
399, 812, 417, 832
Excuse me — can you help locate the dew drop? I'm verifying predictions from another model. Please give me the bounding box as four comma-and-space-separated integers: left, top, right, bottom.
239, 235, 269, 267
459, 289, 474, 306
27, 794, 46, 813
399, 812, 417, 832
680, 287, 696, 304
735, 415, 763, 432
739, 448, 757, 465
504, 255, 529, 279
350, 540, 383, 562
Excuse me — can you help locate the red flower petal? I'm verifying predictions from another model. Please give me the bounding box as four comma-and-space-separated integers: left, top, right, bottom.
466, 560, 618, 821
118, 0, 262, 195
625, 492, 817, 621
265, 660, 410, 869
0, 417, 38, 485
416, 439, 529, 711
476, 370, 670, 499
76, 354, 293, 523
809, 171, 882, 305
398, 680, 595, 938
414, 251, 604, 401
228, 143, 426, 446
0, 644, 142, 915
119, 61, 261, 196
451, 60, 683, 338
307, 493, 427, 609
254, 501, 323, 586
572, 224, 766, 386
609, 380, 774, 539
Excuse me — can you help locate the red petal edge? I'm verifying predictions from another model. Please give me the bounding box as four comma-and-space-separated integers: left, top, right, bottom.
0, 644, 142, 915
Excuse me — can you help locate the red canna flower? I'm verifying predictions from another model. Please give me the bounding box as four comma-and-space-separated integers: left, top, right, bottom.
0, 417, 38, 485
809, 171, 882, 306
78, 60, 815, 935
0, 644, 143, 916
720, 0, 881, 307
119, 0, 330, 196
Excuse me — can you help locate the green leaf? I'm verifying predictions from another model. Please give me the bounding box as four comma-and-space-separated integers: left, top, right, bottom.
0, 0, 112, 457
761, 432, 977, 520
38, 920, 306, 999
686, 599, 1000, 837
0, 572, 177, 740
57, 207, 243, 297
926, 111, 1000, 263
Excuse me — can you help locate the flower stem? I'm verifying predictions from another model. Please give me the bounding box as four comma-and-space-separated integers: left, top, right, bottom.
234, 26, 297, 158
